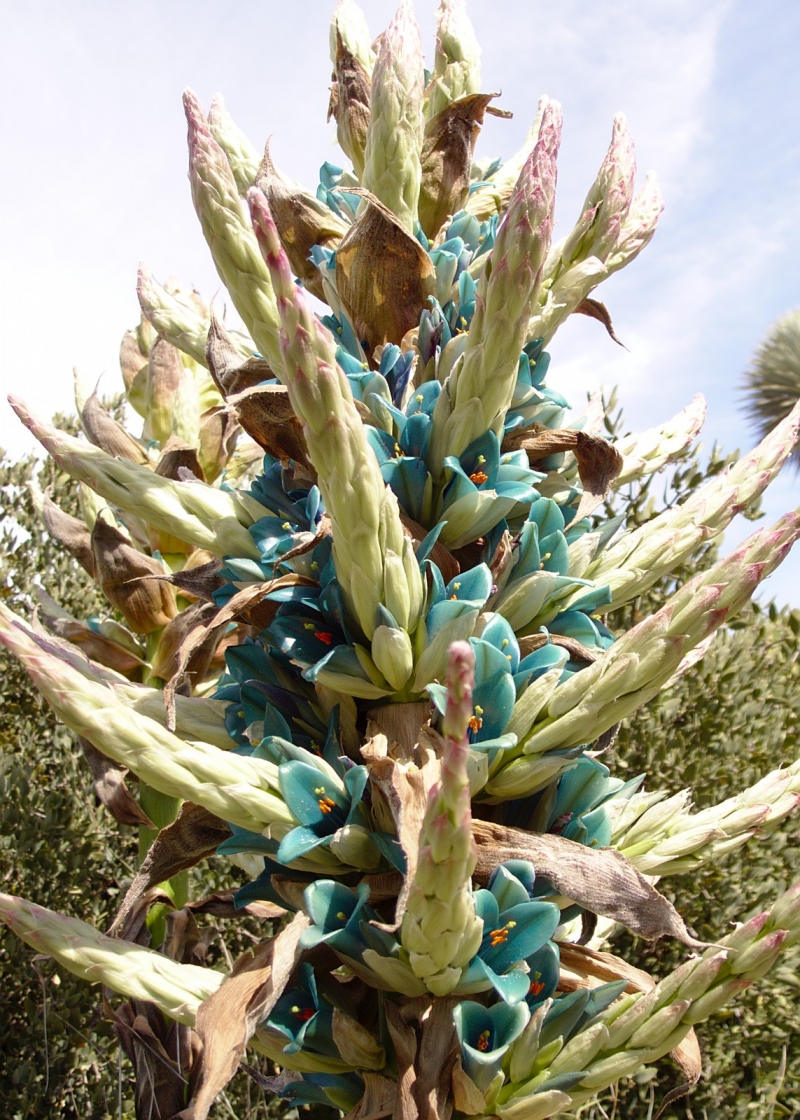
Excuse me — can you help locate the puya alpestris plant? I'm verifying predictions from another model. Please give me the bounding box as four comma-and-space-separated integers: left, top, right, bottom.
3, 1, 800, 1117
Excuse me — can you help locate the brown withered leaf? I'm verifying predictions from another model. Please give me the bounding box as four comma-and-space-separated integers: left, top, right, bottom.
108, 997, 199, 1120
502, 427, 623, 521
278, 513, 332, 566
400, 512, 460, 583
419, 93, 496, 241
227, 383, 313, 472
256, 143, 348, 301
387, 997, 459, 1120
79, 737, 155, 828
206, 313, 273, 397
342, 1073, 396, 1120
384, 1001, 419, 1120
39, 491, 96, 577
91, 515, 178, 634
165, 558, 226, 603
81, 389, 150, 464
557, 941, 656, 996
366, 700, 433, 757
163, 574, 315, 729
185, 891, 285, 922
329, 30, 371, 180
174, 913, 309, 1120
332, 1007, 386, 1069
120, 329, 149, 392
38, 609, 145, 677
110, 803, 232, 935
517, 632, 597, 665
147, 339, 187, 445
413, 997, 459, 1120
575, 296, 627, 348
150, 600, 222, 686
471, 820, 706, 947
336, 190, 436, 357
198, 407, 239, 482
451, 1057, 485, 1116
155, 436, 207, 482
489, 528, 515, 591
654, 1029, 702, 1118
362, 721, 439, 930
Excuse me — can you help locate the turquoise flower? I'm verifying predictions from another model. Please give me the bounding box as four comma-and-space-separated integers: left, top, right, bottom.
277, 1072, 364, 1112
456, 861, 560, 1004
299, 879, 378, 963
265, 962, 344, 1067
453, 999, 530, 1092
277, 757, 375, 867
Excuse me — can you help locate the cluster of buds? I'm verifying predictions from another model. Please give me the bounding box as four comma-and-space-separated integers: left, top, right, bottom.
2, 1, 800, 1117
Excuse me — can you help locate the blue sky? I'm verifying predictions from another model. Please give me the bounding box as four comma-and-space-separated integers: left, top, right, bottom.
2, 0, 800, 602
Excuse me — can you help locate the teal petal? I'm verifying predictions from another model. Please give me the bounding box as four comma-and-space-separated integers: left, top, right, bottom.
279, 760, 348, 826
276, 825, 330, 865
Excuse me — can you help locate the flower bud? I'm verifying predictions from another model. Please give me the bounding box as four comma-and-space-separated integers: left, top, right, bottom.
682, 979, 752, 1025
627, 999, 691, 1049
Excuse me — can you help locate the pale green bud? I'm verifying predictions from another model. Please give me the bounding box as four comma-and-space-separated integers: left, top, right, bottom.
682, 979, 752, 1025
497, 1090, 572, 1120
0, 893, 223, 1026
548, 1022, 610, 1075
627, 999, 691, 1049
328, 824, 382, 869
580, 1049, 650, 1091
208, 94, 260, 194
371, 623, 414, 691
361, 0, 424, 231
9, 400, 260, 560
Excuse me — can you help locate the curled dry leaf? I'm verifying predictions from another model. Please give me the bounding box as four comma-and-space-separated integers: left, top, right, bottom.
81, 390, 150, 464
91, 514, 178, 634
155, 436, 207, 482
574, 296, 626, 348
39, 490, 96, 577
341, 1072, 397, 1120
198, 407, 240, 483
336, 190, 436, 357
120, 328, 149, 393
163, 557, 226, 603
385, 996, 460, 1120
79, 737, 155, 829
38, 608, 145, 677
206, 313, 273, 397
517, 631, 598, 665
557, 941, 656, 996
185, 890, 285, 922
108, 996, 199, 1120
256, 141, 348, 301
502, 427, 623, 520
150, 600, 223, 686
147, 339, 188, 445
451, 1057, 486, 1116
419, 93, 496, 240
227, 383, 314, 472
471, 820, 706, 947
362, 716, 439, 930
174, 913, 310, 1120
163, 573, 316, 729
109, 802, 232, 935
